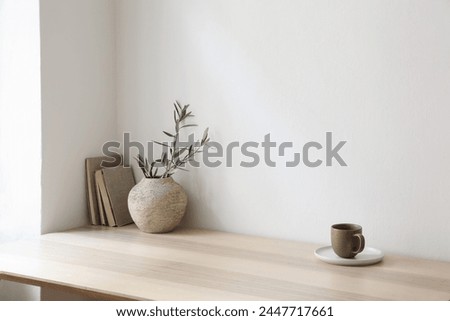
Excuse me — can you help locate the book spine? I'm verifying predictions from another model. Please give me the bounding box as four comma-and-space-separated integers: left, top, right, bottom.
86, 160, 100, 225
95, 170, 117, 227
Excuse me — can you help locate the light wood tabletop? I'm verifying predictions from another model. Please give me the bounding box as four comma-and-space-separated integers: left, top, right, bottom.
0, 225, 449, 300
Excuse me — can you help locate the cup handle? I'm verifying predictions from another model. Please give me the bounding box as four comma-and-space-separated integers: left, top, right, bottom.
352, 234, 365, 254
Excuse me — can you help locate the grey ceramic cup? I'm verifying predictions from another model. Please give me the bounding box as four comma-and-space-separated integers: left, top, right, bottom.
331, 223, 365, 258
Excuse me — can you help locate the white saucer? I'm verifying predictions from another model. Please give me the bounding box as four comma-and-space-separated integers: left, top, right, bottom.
314, 246, 384, 266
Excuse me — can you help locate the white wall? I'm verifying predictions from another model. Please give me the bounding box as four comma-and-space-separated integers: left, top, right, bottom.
1, 0, 117, 300
116, 0, 450, 261
0, 0, 41, 300
40, 0, 117, 233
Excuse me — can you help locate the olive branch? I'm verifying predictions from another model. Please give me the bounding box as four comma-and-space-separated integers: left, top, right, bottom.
135, 101, 209, 178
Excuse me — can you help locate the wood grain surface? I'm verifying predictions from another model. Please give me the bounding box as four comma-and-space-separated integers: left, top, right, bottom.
0, 225, 449, 300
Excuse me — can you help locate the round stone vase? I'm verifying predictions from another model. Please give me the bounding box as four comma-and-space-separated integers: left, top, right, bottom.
128, 177, 187, 233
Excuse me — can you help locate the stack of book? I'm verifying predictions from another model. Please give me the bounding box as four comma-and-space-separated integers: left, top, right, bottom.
85, 156, 136, 226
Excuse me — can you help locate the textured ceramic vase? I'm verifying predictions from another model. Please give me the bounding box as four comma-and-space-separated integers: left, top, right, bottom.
128, 177, 188, 233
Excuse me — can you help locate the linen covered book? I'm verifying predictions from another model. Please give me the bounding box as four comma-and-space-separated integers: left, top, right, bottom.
85, 156, 121, 225
101, 166, 136, 227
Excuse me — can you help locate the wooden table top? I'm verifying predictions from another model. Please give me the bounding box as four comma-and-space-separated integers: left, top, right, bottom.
0, 225, 449, 300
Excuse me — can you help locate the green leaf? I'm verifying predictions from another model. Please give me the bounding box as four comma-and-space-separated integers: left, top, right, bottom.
174, 102, 181, 117
173, 146, 188, 159
180, 124, 197, 129
152, 166, 159, 178
161, 151, 167, 163
201, 127, 209, 144
163, 131, 175, 138
152, 140, 170, 148
134, 155, 144, 168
